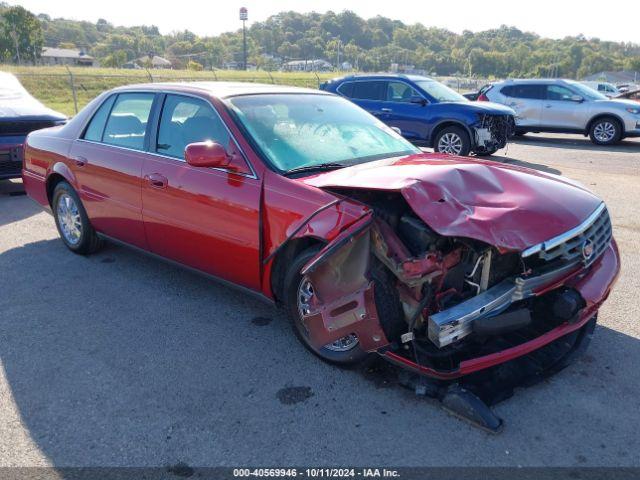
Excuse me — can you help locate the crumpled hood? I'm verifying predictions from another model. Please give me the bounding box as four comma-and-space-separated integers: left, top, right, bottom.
303, 153, 602, 252
442, 100, 515, 116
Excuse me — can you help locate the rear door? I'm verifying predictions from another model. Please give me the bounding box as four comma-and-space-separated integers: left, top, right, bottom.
70, 92, 156, 248
140, 93, 262, 290
500, 84, 545, 127
338, 80, 387, 119
540, 84, 589, 129
380, 81, 430, 141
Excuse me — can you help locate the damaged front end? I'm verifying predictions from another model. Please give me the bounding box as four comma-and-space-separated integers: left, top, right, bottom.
297, 190, 619, 388
473, 114, 514, 153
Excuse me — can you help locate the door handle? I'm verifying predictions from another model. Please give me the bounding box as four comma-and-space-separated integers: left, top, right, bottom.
146, 173, 168, 189
73, 156, 87, 167
545, 104, 553, 108
381, 108, 392, 113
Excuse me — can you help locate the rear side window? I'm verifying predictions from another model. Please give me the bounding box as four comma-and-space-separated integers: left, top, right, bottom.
156, 94, 231, 160
83, 95, 116, 142
501, 84, 545, 99
102, 93, 155, 151
350, 81, 387, 101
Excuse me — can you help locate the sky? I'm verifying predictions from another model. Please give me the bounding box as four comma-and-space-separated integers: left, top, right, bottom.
10, 0, 640, 44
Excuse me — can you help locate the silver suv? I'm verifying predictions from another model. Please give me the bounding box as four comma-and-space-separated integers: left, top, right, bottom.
483, 79, 640, 145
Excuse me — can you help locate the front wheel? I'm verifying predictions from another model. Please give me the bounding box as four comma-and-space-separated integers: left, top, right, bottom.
283, 247, 368, 366
474, 147, 499, 157
433, 126, 471, 156
589, 117, 622, 145
52, 181, 102, 254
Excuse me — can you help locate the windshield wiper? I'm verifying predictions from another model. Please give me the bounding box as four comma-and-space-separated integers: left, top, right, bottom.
284, 162, 347, 176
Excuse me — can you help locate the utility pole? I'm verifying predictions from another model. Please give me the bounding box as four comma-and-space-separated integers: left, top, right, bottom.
240, 7, 248, 70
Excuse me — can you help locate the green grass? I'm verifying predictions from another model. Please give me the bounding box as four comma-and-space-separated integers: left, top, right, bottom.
1, 65, 339, 116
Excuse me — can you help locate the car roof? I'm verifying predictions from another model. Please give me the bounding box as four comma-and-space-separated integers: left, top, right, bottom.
334, 73, 434, 82
110, 81, 331, 99
496, 78, 576, 85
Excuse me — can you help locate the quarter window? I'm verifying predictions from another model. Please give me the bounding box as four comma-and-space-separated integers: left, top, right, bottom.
83, 94, 116, 142
156, 94, 231, 160
102, 93, 154, 150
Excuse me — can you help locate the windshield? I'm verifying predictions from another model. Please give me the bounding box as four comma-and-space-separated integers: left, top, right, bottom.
566, 81, 608, 101
227, 94, 420, 173
415, 80, 467, 103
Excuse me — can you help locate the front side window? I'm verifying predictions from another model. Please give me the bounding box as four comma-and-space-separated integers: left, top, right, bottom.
102, 93, 155, 150
227, 94, 419, 172
546, 85, 575, 101
157, 95, 231, 159
387, 81, 421, 102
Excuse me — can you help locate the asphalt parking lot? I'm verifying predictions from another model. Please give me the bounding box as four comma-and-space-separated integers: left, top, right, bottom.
0, 133, 639, 468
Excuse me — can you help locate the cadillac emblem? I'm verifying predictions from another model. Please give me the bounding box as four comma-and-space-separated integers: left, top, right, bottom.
581, 240, 595, 262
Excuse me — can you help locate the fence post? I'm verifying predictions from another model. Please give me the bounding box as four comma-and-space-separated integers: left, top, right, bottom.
146, 68, 154, 82
211, 69, 218, 80
314, 71, 320, 88
267, 71, 274, 84
65, 66, 78, 114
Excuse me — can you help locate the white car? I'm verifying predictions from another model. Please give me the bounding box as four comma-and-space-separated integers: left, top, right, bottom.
581, 81, 620, 98
482, 79, 640, 145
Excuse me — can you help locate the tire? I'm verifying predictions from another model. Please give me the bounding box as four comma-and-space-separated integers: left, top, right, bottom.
52, 181, 102, 255
589, 117, 622, 145
283, 246, 369, 366
433, 126, 471, 156
513, 131, 527, 137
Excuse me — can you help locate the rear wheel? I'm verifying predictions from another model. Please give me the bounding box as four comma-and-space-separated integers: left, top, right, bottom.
284, 247, 368, 366
52, 181, 102, 254
589, 117, 622, 145
434, 126, 471, 156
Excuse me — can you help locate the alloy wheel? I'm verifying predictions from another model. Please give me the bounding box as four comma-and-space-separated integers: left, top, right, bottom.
593, 121, 616, 143
56, 193, 82, 245
437, 132, 463, 154
297, 277, 359, 352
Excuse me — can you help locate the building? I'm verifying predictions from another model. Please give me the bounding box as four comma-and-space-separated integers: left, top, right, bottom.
282, 59, 333, 72
40, 47, 94, 67
137, 55, 172, 69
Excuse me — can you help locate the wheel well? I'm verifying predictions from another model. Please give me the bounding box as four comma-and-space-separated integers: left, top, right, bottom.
431, 121, 472, 147
46, 173, 66, 206
587, 114, 625, 135
269, 237, 325, 304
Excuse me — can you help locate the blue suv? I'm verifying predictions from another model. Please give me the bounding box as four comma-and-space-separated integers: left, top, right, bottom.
321, 74, 515, 156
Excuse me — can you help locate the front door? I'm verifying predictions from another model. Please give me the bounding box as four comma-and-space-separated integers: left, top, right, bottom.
540, 84, 588, 130
382, 81, 430, 141
70, 92, 156, 248
141, 93, 262, 290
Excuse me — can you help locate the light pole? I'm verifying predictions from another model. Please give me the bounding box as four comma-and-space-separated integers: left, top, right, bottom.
239, 7, 248, 70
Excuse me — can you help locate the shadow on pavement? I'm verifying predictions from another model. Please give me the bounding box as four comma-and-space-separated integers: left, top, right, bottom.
1, 237, 640, 467
0, 180, 42, 227
512, 135, 640, 153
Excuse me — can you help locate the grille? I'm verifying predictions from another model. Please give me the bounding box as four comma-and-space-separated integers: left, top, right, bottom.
0, 120, 59, 136
532, 206, 612, 267
0, 149, 22, 178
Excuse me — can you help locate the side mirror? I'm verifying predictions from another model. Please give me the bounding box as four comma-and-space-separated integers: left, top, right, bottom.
410, 96, 427, 106
390, 126, 402, 135
185, 141, 230, 168
570, 95, 584, 103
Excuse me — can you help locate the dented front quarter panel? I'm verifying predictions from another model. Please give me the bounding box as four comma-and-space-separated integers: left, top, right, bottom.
303, 152, 603, 252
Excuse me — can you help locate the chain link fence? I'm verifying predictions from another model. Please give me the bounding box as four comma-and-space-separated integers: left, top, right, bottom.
11, 67, 492, 117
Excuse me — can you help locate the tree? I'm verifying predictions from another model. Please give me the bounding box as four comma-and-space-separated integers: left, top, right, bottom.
0, 5, 44, 64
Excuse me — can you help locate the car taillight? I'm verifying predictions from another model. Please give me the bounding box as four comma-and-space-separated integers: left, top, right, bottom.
478, 93, 489, 101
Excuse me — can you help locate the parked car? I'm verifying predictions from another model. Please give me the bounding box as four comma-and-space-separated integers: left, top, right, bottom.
321, 74, 515, 156
616, 89, 640, 102
482, 79, 640, 145
581, 81, 620, 98
0, 71, 66, 180
23, 83, 619, 419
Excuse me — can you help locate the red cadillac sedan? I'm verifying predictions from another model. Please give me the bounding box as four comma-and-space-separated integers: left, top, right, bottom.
23, 82, 619, 392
